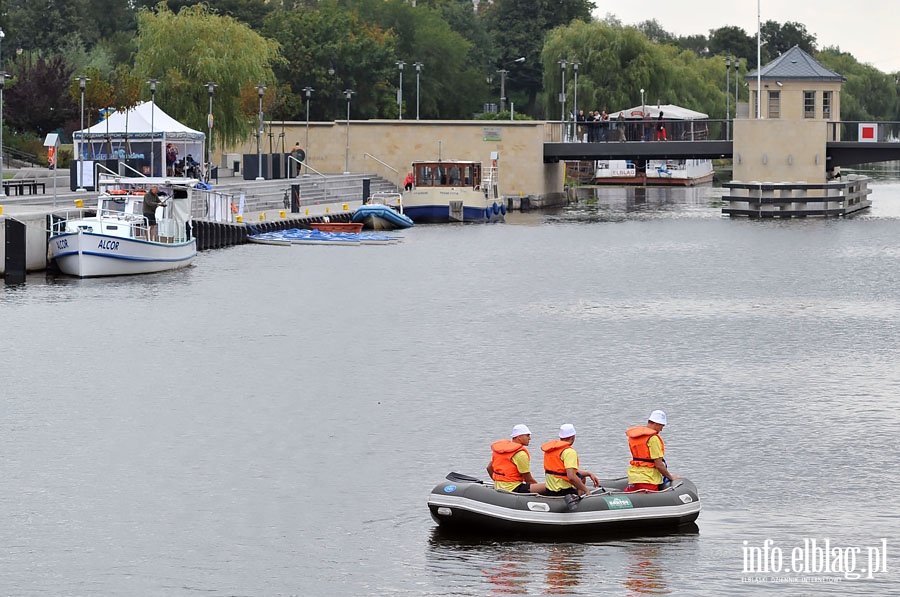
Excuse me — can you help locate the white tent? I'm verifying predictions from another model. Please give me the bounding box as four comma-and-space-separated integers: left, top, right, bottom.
610, 103, 708, 120
73, 101, 205, 178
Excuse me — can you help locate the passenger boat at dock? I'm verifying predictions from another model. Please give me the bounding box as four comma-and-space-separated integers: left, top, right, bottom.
401, 157, 506, 223
428, 472, 701, 538
48, 175, 199, 278
593, 104, 714, 187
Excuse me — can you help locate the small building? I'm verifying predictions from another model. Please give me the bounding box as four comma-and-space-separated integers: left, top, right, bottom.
724, 46, 870, 217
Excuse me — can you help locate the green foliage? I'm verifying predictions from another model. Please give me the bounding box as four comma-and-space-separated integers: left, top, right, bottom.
817, 48, 899, 121
4, 52, 77, 136
761, 20, 817, 58
134, 3, 281, 149
708, 26, 756, 65
544, 20, 732, 121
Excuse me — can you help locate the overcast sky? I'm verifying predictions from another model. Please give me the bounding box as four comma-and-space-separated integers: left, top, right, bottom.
598, 1, 900, 74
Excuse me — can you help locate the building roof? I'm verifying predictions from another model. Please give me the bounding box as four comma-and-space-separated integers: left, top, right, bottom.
746, 46, 844, 82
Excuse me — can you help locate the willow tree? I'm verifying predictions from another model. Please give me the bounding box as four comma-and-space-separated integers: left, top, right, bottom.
134, 3, 281, 150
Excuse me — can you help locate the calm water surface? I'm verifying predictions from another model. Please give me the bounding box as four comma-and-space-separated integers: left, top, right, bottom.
2, 180, 900, 595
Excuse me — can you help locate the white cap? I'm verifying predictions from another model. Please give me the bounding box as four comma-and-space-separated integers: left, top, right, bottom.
510, 424, 531, 438
559, 423, 577, 438
649, 410, 667, 425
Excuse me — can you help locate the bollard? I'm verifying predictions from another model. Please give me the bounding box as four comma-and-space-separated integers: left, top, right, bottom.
279, 210, 286, 218
74, 199, 83, 208
236, 215, 243, 223
325, 206, 330, 214
342, 203, 349, 211
259, 212, 266, 221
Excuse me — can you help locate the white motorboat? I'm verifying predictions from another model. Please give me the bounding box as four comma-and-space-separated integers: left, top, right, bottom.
402, 157, 506, 223
48, 176, 199, 278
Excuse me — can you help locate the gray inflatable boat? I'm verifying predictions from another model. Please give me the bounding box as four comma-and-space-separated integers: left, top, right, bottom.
428, 472, 701, 538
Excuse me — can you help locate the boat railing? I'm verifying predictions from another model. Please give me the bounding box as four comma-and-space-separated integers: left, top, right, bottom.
367, 190, 404, 212
364, 153, 401, 187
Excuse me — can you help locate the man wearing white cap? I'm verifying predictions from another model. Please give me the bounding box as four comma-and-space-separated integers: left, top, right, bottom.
625, 410, 679, 492
541, 424, 600, 498
486, 424, 546, 494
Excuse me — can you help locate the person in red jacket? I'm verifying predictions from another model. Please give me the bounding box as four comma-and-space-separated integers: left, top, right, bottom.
403, 172, 415, 191
486, 424, 546, 494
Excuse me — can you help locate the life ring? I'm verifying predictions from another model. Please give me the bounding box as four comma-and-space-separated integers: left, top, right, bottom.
492, 202, 499, 215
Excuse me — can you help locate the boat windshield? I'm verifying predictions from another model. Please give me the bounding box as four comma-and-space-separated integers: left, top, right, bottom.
414, 162, 480, 189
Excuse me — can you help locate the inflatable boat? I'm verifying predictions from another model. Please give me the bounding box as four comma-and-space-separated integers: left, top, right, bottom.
427, 472, 701, 538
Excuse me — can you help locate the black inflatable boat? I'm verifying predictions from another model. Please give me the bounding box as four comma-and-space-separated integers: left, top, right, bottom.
428, 472, 701, 538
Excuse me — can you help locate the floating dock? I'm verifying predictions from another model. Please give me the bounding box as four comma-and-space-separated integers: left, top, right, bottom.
721, 176, 872, 218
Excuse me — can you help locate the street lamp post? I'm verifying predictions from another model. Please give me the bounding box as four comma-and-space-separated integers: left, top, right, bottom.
343, 89, 354, 174
206, 81, 216, 180
414, 62, 423, 120
396, 60, 405, 120
148, 79, 157, 176
725, 57, 731, 140
498, 57, 524, 115
76, 75, 90, 191
558, 59, 567, 123
640, 88, 646, 141
303, 86, 313, 174
0, 27, 5, 199
572, 60, 580, 137
734, 58, 741, 120
256, 84, 266, 180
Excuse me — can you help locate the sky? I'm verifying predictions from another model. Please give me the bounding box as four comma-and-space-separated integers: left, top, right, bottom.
599, 1, 900, 74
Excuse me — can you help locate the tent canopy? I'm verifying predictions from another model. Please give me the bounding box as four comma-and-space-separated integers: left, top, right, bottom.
610, 104, 709, 120
73, 101, 205, 141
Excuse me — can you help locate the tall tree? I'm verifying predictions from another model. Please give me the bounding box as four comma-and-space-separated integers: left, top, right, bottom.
761, 20, 817, 58
4, 52, 77, 136
708, 26, 756, 65
134, 3, 280, 148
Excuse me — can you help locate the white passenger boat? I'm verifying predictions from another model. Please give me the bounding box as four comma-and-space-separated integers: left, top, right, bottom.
48, 176, 199, 278
402, 157, 506, 223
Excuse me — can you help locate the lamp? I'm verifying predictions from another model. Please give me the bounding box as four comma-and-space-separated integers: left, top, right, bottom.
498, 57, 524, 114
396, 60, 405, 120
148, 79, 158, 176
0, 27, 5, 199
343, 89, 354, 174
413, 62, 423, 120
725, 56, 731, 141
256, 84, 266, 180
571, 60, 580, 135
76, 75, 90, 191
206, 81, 216, 180
303, 86, 313, 174
558, 59, 568, 123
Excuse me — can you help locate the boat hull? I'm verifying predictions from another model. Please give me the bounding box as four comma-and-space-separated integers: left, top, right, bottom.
428, 476, 701, 538
402, 188, 505, 224
49, 231, 196, 278
351, 205, 414, 230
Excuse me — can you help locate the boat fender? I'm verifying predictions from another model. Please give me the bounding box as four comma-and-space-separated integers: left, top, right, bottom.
492, 202, 499, 215
485, 207, 491, 220
500, 203, 507, 216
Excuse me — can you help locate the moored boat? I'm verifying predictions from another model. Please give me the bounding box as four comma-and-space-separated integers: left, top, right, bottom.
48, 175, 199, 278
427, 472, 701, 538
352, 191, 414, 230
309, 221, 363, 233
402, 157, 506, 223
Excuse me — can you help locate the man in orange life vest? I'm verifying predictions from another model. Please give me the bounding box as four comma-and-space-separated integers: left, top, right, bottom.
541, 424, 599, 498
625, 410, 679, 492
486, 424, 546, 494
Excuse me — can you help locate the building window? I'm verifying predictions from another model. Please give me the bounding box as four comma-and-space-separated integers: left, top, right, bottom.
823, 91, 832, 120
804, 91, 816, 118
767, 90, 780, 119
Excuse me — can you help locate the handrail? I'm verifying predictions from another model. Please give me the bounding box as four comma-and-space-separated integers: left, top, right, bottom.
364, 153, 401, 186
287, 156, 329, 203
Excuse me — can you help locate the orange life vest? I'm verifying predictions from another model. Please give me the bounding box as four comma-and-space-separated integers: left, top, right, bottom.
490, 440, 528, 483
627, 426, 664, 468
542, 440, 578, 480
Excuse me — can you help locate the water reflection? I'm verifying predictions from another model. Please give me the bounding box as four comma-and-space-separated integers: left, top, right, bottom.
545, 544, 585, 595
623, 544, 666, 595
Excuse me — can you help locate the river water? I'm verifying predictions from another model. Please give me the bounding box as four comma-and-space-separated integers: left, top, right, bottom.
2, 176, 900, 595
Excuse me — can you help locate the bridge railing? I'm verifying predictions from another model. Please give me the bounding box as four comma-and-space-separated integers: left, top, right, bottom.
827, 121, 900, 142
544, 119, 730, 143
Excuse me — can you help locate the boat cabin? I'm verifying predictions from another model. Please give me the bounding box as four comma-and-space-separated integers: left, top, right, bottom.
412, 161, 481, 189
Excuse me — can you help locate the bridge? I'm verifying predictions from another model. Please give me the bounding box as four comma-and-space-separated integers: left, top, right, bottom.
542, 120, 900, 169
